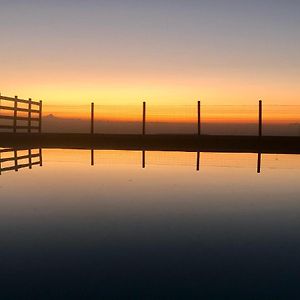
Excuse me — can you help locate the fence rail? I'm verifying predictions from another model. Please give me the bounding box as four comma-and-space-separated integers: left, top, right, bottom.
0, 94, 42, 133
0, 148, 42, 174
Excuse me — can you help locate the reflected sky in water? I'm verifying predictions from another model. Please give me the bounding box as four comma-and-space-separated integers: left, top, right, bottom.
0, 149, 300, 299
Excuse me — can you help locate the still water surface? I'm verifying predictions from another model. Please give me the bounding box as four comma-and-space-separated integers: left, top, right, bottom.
0, 149, 300, 299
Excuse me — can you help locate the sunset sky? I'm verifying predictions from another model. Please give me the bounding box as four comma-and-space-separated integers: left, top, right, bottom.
1, 0, 300, 110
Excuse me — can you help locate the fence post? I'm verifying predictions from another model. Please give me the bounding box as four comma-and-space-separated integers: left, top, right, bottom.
39, 100, 42, 133
13, 96, 18, 133
258, 100, 262, 137
197, 100, 201, 135
142, 101, 146, 135
28, 98, 32, 133
91, 102, 94, 134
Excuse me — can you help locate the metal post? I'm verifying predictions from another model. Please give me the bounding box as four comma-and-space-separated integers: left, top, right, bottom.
91, 102, 94, 134
197, 100, 201, 135
13, 96, 18, 133
258, 100, 262, 137
28, 98, 32, 133
39, 100, 42, 133
142, 101, 146, 135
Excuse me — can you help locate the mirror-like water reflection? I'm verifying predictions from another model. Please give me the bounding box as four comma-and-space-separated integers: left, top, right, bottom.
91, 149, 288, 174
0, 148, 299, 299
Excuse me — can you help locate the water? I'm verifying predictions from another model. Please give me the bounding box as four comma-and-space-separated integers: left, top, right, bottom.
0, 149, 300, 299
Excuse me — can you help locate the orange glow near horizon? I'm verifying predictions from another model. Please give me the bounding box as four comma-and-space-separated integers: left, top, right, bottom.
1, 1, 300, 120
1, 95, 298, 124
41, 107, 300, 124
0, 78, 299, 127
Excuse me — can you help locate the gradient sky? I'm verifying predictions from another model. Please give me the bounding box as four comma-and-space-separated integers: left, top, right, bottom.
1, 0, 300, 106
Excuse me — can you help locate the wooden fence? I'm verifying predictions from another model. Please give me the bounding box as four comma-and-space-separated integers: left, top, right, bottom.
0, 95, 42, 133
0, 148, 42, 174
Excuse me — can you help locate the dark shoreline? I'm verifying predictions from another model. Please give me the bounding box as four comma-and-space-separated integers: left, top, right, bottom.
0, 133, 299, 154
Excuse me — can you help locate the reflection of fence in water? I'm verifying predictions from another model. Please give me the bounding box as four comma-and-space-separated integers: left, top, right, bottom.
89, 150, 249, 167
91, 150, 255, 166
15, 148, 299, 174
89, 150, 300, 173
0, 148, 42, 174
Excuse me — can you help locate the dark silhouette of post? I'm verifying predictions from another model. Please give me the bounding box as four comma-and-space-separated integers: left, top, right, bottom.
28, 98, 32, 133
197, 100, 201, 135
13, 96, 18, 133
258, 100, 262, 137
39, 100, 42, 133
91, 102, 94, 134
142, 101, 146, 135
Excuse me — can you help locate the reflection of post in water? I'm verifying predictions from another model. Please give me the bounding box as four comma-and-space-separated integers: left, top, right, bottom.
257, 152, 262, 174
196, 151, 201, 171
14, 149, 18, 171
0, 148, 42, 175
39, 148, 43, 166
91, 149, 94, 166
142, 150, 146, 169
29, 149, 32, 169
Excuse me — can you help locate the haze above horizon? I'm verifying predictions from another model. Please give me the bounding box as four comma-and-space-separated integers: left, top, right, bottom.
1, 0, 300, 110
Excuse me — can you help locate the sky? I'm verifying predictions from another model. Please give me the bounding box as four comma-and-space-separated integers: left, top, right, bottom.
0, 0, 300, 110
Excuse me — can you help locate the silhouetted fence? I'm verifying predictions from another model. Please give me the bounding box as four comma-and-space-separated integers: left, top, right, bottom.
2, 96, 297, 136
42, 101, 300, 136
0, 95, 42, 133
0, 148, 42, 174
90, 100, 276, 137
